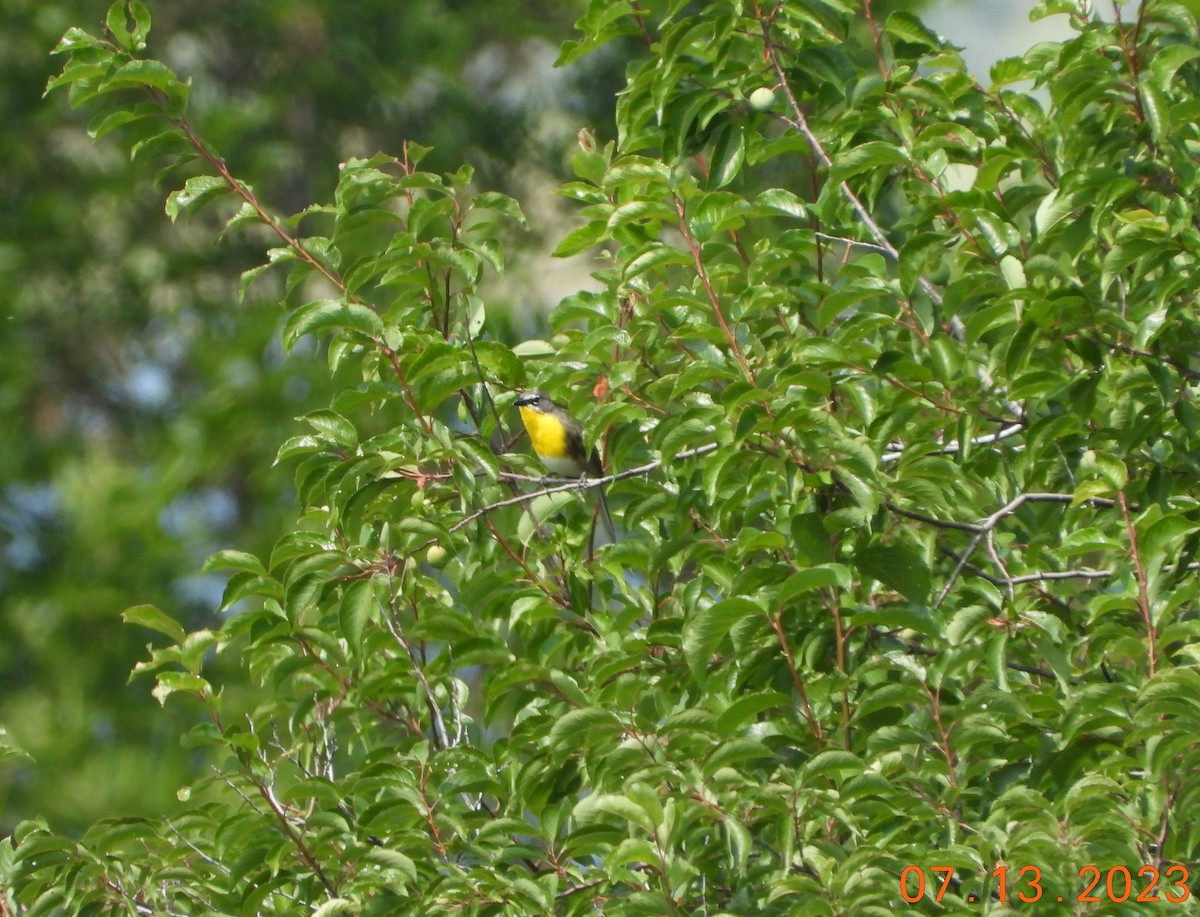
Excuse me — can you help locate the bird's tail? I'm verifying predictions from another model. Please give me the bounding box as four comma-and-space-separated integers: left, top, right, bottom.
596, 486, 617, 542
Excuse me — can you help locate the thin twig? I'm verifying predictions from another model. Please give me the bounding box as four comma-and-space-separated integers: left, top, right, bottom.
768, 609, 823, 743
935, 530, 986, 606
449, 443, 720, 533
672, 194, 756, 383
813, 231, 896, 257
887, 492, 1119, 536
257, 782, 339, 896
938, 547, 1112, 589
890, 492, 1124, 604
380, 598, 451, 749
1118, 490, 1156, 675
881, 423, 1024, 464
901, 638, 1059, 681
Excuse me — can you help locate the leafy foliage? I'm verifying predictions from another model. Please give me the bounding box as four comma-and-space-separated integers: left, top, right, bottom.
0, 0, 593, 835
9, 0, 1200, 913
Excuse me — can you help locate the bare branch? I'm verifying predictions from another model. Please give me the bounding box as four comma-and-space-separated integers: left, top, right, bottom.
939, 545, 1111, 590
380, 598, 452, 751
450, 443, 720, 534
892, 492, 1126, 603
888, 492, 1119, 536
935, 530, 987, 606
901, 638, 1060, 681
813, 231, 896, 258
881, 423, 1024, 464
1118, 490, 1156, 675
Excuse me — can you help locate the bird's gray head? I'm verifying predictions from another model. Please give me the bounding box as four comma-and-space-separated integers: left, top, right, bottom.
515, 390, 555, 412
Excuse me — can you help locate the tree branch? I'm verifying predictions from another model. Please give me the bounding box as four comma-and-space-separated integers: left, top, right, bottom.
380, 598, 452, 750
449, 443, 720, 534
881, 423, 1025, 465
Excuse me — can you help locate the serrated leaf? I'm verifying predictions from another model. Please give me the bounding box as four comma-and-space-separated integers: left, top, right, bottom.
165, 175, 228, 222
778, 564, 851, 605
756, 188, 807, 219
707, 123, 746, 189
831, 141, 909, 180
201, 549, 267, 576
284, 300, 383, 351
574, 793, 656, 833
339, 578, 378, 649
548, 707, 622, 751
303, 410, 358, 448
853, 543, 931, 604
151, 672, 210, 706
682, 597, 762, 677
121, 604, 187, 644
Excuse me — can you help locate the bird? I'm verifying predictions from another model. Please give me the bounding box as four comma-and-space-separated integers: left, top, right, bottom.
514, 390, 616, 539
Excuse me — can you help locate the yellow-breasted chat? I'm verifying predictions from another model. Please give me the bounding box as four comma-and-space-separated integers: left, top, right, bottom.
514, 390, 616, 539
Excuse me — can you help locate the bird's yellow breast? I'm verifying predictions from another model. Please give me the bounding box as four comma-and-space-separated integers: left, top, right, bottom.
519, 405, 570, 461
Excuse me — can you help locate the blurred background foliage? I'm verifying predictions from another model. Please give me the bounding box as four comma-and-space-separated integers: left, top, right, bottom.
0, 0, 1049, 834
0, 0, 621, 832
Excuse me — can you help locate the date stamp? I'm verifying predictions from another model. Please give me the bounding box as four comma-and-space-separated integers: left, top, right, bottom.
900, 864, 1191, 905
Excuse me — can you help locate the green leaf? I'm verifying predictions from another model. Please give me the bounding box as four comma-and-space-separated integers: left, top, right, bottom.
802, 749, 863, 782
830, 141, 909, 180
884, 11, 941, 50
364, 847, 418, 882
87, 103, 157, 140
574, 792, 656, 833
852, 544, 931, 604
106, 1, 137, 51
553, 219, 609, 257
150, 672, 210, 706
778, 564, 851, 605
715, 690, 791, 737
121, 604, 187, 644
0, 727, 32, 763
707, 123, 746, 189
339, 578, 378, 650
303, 410, 358, 448
164, 175, 228, 222
756, 187, 808, 219
548, 708, 622, 752
1139, 78, 1168, 142
312, 899, 356, 917
704, 737, 776, 773
201, 549, 267, 576
284, 300, 383, 351
50, 26, 108, 57
682, 598, 763, 677
623, 242, 691, 280
471, 190, 526, 226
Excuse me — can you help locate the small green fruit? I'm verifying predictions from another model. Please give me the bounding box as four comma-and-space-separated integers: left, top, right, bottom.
425, 544, 449, 568
749, 87, 776, 112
